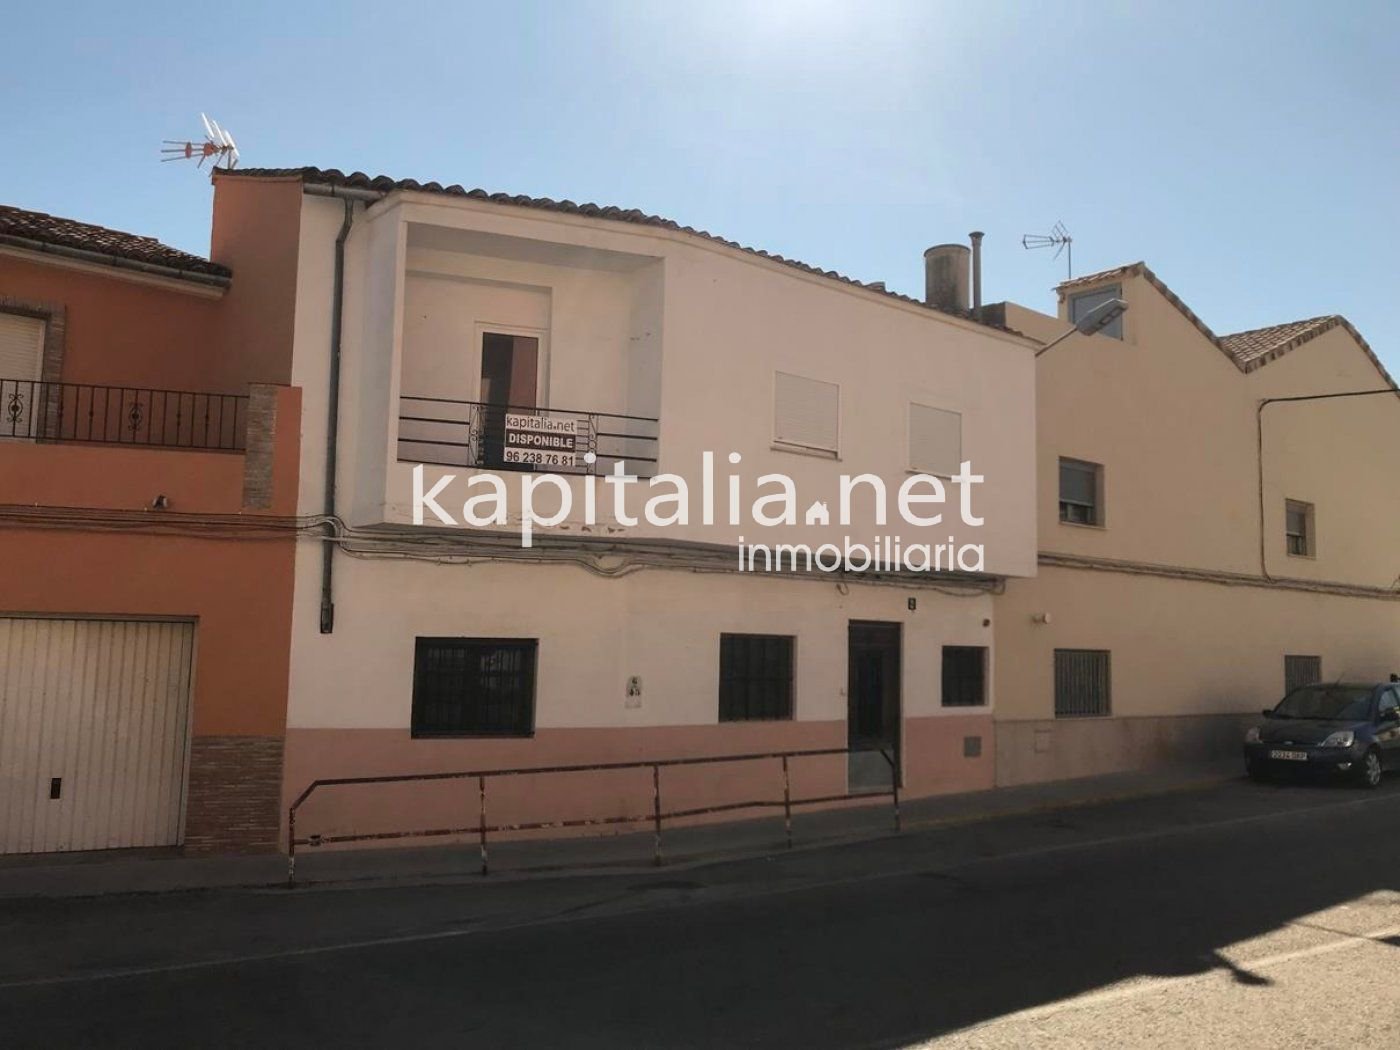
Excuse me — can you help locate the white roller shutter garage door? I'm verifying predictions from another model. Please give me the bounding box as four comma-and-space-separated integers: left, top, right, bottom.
0, 617, 194, 854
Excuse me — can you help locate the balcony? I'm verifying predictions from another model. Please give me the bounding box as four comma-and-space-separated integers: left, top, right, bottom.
0, 379, 248, 452
397, 397, 659, 477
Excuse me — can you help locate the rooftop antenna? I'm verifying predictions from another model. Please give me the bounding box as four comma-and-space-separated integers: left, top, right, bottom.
1022, 221, 1073, 279
161, 113, 240, 169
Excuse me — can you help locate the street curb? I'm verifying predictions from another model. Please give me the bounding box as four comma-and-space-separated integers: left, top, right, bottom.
0, 770, 1241, 902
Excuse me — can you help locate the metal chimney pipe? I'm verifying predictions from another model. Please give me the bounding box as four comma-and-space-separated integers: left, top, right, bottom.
969, 231, 984, 320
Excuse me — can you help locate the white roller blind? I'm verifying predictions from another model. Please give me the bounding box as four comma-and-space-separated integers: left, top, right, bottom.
0, 313, 44, 439
909, 402, 962, 475
774, 372, 839, 453
0, 312, 44, 381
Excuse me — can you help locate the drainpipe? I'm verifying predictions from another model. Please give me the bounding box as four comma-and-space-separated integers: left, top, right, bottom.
319, 196, 356, 633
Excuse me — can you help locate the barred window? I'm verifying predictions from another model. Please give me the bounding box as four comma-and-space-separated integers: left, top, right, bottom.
942, 646, 987, 707
719, 634, 794, 721
1054, 649, 1111, 717
411, 638, 537, 737
1284, 654, 1322, 696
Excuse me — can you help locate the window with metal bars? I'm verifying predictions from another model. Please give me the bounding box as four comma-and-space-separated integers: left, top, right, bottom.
411, 638, 537, 737
941, 646, 987, 707
1284, 654, 1322, 696
718, 634, 794, 721
1054, 649, 1111, 717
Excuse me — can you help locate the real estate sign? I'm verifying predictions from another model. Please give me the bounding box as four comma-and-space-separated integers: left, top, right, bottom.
503, 412, 579, 467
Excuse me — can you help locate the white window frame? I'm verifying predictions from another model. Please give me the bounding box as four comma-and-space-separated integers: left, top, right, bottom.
1059, 456, 1105, 528
0, 310, 48, 442
906, 401, 963, 477
1068, 284, 1125, 340
1284, 499, 1315, 558
0, 310, 46, 381
771, 370, 841, 457
473, 322, 550, 409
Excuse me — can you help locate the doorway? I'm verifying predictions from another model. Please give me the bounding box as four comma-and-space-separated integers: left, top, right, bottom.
478, 331, 540, 468
847, 621, 901, 791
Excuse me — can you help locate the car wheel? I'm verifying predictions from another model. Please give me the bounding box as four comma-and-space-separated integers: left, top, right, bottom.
1356, 749, 1383, 790
1246, 759, 1269, 782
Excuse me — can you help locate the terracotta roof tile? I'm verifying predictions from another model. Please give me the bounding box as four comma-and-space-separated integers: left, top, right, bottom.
1058, 262, 1395, 388
0, 205, 230, 282
1057, 263, 1144, 292
1219, 316, 1339, 365
219, 167, 1014, 333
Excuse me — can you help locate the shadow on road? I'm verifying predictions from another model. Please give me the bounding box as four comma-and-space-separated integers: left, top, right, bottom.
0, 778, 1397, 1048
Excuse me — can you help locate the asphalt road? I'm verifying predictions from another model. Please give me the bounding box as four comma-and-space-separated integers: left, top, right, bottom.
3, 775, 1399, 1048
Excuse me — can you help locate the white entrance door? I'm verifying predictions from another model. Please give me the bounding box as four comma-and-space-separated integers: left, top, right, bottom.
0, 618, 194, 854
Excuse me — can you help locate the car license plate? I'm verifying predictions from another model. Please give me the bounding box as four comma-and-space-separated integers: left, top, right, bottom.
1269, 749, 1308, 762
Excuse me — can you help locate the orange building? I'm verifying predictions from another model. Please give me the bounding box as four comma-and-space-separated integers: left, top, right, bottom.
0, 203, 301, 854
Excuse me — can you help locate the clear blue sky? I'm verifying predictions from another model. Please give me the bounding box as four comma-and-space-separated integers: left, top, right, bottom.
4, 1, 1397, 373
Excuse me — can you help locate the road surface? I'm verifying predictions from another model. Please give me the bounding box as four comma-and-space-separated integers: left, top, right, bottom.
2, 775, 1398, 1048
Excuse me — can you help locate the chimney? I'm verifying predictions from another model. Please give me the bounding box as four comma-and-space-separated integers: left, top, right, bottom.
924, 244, 970, 313
969, 231, 984, 319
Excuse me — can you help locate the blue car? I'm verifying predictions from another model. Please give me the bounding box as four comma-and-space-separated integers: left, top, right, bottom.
1244, 680, 1400, 788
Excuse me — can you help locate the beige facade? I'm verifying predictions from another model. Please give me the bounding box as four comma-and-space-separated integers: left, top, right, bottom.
992, 265, 1400, 785
205, 166, 1400, 839
212, 168, 1042, 849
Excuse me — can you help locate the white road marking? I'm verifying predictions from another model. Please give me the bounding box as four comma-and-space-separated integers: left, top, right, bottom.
939, 921, 1400, 1038
2, 789, 1396, 992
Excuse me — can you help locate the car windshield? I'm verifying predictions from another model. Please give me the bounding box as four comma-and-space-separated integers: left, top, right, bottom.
1273, 685, 1373, 721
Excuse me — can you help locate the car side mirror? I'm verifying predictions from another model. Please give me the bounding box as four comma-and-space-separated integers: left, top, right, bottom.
1261, 709, 1274, 719
1381, 708, 1399, 724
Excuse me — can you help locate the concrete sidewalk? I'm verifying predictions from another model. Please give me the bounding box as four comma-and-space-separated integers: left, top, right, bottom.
0, 761, 1238, 900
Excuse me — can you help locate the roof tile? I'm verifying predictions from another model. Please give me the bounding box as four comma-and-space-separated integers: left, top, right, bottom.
1058, 261, 1394, 386
220, 167, 1011, 332
0, 205, 230, 281
1219, 316, 1339, 365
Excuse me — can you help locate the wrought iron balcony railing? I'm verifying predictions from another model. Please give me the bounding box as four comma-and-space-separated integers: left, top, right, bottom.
0, 378, 248, 452
398, 396, 660, 476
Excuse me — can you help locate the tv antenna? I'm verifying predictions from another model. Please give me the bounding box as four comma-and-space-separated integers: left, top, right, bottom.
161, 113, 240, 169
1022, 221, 1073, 279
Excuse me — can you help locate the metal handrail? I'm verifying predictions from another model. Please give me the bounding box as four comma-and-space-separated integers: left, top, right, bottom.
287, 745, 899, 885
401, 393, 662, 425
396, 395, 660, 476
0, 377, 248, 451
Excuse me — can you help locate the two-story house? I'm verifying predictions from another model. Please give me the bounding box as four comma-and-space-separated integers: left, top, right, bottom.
209, 168, 1040, 845
0, 202, 302, 855
987, 264, 1400, 785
